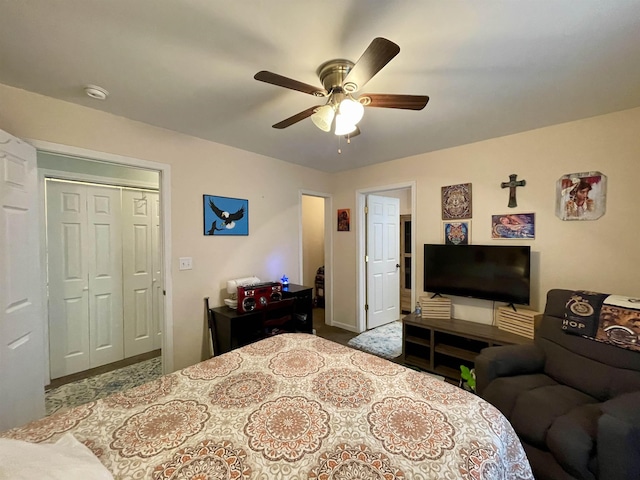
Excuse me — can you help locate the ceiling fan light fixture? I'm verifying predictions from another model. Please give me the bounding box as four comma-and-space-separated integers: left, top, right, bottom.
311, 105, 335, 132
334, 114, 357, 136
343, 82, 358, 93
339, 97, 364, 125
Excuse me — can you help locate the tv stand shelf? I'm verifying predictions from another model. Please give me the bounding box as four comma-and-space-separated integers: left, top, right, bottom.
402, 313, 533, 383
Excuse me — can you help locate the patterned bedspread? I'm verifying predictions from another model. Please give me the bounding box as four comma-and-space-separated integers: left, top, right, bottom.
1, 333, 533, 479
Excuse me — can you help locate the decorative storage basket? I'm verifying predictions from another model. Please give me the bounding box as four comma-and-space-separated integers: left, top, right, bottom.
419, 296, 452, 319
497, 307, 541, 339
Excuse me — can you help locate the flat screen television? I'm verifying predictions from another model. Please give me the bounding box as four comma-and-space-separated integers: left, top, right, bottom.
423, 244, 531, 305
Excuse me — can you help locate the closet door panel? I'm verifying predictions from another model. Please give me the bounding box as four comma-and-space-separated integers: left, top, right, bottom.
150, 193, 163, 350
87, 186, 124, 367
122, 190, 154, 357
47, 181, 91, 378
133, 287, 151, 337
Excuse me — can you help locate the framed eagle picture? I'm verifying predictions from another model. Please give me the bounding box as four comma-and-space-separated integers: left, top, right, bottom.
203, 194, 248, 236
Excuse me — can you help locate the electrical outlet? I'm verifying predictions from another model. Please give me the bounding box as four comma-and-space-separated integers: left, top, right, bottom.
179, 257, 193, 270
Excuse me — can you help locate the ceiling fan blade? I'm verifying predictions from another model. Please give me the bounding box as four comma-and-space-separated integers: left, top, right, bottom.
254, 71, 327, 97
361, 93, 430, 110
342, 38, 400, 93
272, 105, 322, 129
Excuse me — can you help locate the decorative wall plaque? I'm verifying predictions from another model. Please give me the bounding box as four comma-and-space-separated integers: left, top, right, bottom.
556, 172, 606, 221
443, 221, 471, 245
441, 183, 472, 220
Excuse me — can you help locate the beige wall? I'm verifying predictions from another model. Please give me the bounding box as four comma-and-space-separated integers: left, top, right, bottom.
331, 107, 640, 328
383, 188, 411, 215
3, 81, 640, 366
0, 84, 333, 370
302, 196, 324, 290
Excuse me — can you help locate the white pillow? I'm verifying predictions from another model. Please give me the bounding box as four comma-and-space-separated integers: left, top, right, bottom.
0, 433, 113, 480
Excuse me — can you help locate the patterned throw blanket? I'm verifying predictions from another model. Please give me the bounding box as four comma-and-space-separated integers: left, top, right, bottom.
562, 291, 640, 352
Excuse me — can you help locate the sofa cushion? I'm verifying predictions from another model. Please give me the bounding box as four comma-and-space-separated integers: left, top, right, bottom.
547, 403, 601, 480
541, 338, 611, 400
482, 373, 557, 418
539, 335, 640, 401
510, 384, 597, 448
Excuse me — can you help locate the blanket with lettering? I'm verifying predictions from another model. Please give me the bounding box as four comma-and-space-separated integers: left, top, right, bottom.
562, 291, 640, 352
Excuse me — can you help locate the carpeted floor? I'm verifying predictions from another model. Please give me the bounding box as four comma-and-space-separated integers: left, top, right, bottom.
45, 357, 162, 416
347, 321, 402, 359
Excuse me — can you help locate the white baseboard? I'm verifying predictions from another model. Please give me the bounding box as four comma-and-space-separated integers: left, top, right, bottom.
329, 320, 360, 333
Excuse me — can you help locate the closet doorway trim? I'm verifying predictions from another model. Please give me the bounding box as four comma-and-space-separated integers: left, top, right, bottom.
31, 139, 173, 382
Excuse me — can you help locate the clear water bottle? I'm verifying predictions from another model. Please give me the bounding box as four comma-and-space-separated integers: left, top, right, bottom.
415, 301, 422, 316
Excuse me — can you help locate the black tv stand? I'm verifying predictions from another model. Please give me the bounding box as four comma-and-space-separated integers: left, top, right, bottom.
430, 292, 444, 299
506, 303, 517, 312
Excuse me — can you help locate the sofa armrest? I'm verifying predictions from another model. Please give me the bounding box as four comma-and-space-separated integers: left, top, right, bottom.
475, 344, 545, 396
598, 391, 640, 480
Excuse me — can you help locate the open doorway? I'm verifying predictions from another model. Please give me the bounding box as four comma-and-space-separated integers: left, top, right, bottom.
400, 214, 412, 314
300, 191, 332, 331
356, 182, 416, 333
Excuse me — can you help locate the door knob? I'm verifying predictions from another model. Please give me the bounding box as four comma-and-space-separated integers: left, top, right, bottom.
396, 264, 400, 268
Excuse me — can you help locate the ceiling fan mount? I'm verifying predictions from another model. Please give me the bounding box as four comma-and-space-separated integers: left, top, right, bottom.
316, 59, 356, 94
254, 38, 430, 134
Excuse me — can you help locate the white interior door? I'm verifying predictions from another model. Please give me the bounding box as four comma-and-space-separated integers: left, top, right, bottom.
122, 189, 154, 357
150, 192, 163, 350
366, 194, 400, 329
86, 185, 124, 367
47, 181, 124, 378
47, 181, 91, 377
0, 129, 45, 430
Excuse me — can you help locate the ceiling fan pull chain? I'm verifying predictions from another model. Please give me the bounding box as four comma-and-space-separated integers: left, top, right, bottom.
337, 136, 342, 154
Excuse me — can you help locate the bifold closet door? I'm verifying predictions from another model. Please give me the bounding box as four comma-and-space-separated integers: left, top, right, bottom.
122, 190, 156, 357
47, 181, 124, 379
151, 193, 163, 350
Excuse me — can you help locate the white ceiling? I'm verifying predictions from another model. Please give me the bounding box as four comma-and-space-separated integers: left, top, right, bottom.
2, 1, 640, 173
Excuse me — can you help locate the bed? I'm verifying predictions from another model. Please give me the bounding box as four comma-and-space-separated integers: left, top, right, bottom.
1, 333, 533, 479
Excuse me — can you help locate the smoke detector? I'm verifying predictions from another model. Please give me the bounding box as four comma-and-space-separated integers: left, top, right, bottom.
84, 85, 109, 100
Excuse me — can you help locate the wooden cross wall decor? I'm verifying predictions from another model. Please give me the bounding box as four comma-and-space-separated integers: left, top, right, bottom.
501, 174, 526, 208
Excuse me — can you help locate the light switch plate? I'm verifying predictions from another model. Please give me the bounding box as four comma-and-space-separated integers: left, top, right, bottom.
179, 257, 193, 270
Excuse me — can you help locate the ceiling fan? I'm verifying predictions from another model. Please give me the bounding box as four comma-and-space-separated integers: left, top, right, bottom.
254, 37, 429, 137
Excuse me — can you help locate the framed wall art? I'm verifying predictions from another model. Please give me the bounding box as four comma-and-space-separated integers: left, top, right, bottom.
491, 213, 535, 239
203, 194, 248, 236
556, 171, 607, 221
442, 183, 472, 220
337, 208, 350, 231
443, 221, 471, 245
